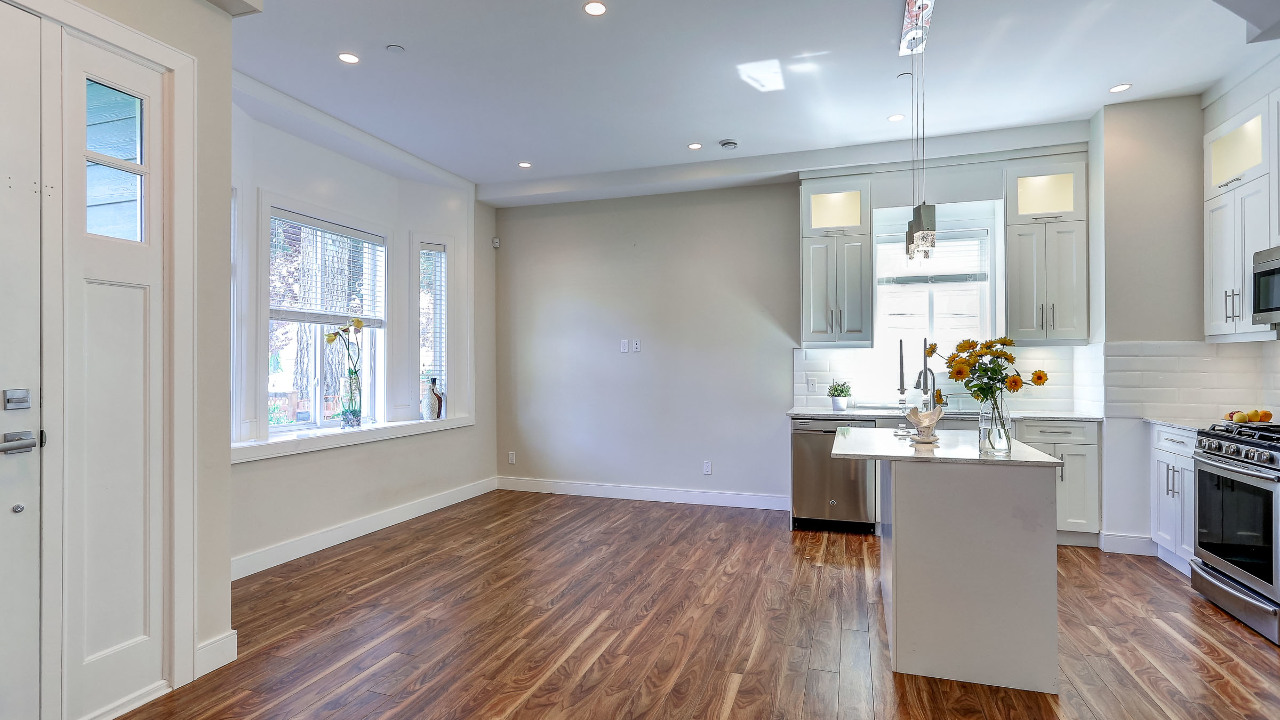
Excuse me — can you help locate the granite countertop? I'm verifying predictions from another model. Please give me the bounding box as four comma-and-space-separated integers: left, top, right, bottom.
788, 406, 1104, 422
1143, 417, 1210, 431
830, 427, 1064, 467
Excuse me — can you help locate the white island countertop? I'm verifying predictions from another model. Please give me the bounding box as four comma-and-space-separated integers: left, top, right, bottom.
831, 427, 1063, 467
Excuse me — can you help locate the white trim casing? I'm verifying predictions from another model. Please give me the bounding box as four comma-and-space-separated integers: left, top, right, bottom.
496, 477, 791, 511
194, 630, 239, 677
19, 0, 203, 714
1099, 532, 1159, 556
230, 478, 497, 580
231, 415, 475, 464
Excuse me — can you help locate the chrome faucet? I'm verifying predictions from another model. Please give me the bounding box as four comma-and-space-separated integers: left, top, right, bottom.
915, 367, 937, 411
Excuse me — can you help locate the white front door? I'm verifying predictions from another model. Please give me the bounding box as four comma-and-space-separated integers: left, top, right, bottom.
61, 33, 169, 719
0, 4, 43, 719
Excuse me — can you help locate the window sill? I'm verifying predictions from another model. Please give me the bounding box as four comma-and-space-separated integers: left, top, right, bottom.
231, 415, 474, 464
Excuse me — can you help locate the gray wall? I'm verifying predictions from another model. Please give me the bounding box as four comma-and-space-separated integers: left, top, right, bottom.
1101, 96, 1205, 342
496, 184, 800, 499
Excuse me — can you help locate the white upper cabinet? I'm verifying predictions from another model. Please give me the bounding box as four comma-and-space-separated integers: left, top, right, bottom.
801, 235, 873, 346
1204, 175, 1276, 340
1006, 220, 1088, 344
1005, 161, 1087, 225
1045, 222, 1089, 340
802, 176, 871, 237
835, 236, 873, 343
1006, 224, 1046, 341
1205, 99, 1269, 202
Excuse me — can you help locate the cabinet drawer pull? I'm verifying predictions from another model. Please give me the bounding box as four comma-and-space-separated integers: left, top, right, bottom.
1217, 177, 1243, 190
1032, 215, 1064, 221
1167, 439, 1187, 446
1038, 430, 1073, 435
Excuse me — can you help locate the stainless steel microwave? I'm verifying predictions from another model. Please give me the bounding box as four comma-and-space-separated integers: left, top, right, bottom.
1254, 247, 1280, 326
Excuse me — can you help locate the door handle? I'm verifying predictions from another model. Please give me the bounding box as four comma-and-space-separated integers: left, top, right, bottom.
1234, 290, 1243, 322
1039, 304, 1045, 330
836, 308, 843, 333
1225, 290, 1231, 323
1171, 468, 1179, 497
1051, 304, 1056, 330
1058, 455, 1064, 482
1, 431, 37, 455
828, 309, 834, 333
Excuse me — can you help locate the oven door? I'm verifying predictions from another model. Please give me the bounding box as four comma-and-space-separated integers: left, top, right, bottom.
1253, 247, 1280, 325
1195, 453, 1280, 603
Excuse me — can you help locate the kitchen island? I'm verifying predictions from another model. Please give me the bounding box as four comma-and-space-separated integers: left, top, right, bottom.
832, 427, 1062, 694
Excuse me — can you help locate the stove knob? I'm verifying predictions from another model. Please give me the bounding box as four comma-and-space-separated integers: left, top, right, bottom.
1258, 451, 1274, 464
1210, 440, 1223, 452
1197, 438, 1208, 449
1245, 449, 1258, 461
1226, 444, 1242, 457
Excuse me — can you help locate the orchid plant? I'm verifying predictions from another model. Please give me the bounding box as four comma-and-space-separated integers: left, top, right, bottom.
325, 318, 365, 427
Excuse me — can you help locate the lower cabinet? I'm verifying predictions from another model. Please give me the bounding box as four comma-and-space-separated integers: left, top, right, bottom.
1026, 441, 1100, 534
1150, 426, 1197, 574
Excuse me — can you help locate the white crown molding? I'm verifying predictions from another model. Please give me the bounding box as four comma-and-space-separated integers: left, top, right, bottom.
232, 70, 473, 191
477, 120, 1091, 208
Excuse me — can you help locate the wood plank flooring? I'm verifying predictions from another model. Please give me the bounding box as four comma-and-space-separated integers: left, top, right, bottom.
122, 490, 1280, 719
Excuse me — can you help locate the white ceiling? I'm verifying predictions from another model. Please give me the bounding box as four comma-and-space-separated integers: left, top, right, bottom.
232, 0, 1279, 188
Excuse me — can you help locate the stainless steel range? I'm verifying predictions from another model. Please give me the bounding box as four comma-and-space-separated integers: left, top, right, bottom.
1192, 422, 1280, 644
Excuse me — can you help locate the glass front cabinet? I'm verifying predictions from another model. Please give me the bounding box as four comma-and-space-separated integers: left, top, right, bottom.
1205, 99, 1269, 202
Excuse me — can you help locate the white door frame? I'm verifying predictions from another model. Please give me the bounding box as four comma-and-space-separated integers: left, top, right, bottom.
8, 0, 199, 717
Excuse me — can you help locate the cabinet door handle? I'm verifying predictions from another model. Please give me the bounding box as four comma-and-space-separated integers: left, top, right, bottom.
828, 309, 834, 333
1165, 466, 1171, 496
1051, 304, 1056, 330
836, 308, 843, 333
1234, 290, 1243, 322
1039, 304, 1045, 330
1059, 455, 1065, 482
1171, 467, 1179, 497
1225, 290, 1231, 323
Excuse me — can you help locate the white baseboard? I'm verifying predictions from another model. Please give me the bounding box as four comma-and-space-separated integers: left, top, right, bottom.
194, 630, 239, 678
1057, 531, 1100, 548
497, 476, 789, 511
231, 477, 498, 580
1099, 532, 1158, 556
82, 680, 169, 720
1156, 545, 1192, 577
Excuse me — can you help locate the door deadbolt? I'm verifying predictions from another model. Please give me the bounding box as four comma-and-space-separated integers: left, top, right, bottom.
12, 504, 25, 514
829, 499, 837, 505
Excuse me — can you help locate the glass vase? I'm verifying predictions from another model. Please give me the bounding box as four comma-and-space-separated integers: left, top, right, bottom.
340, 372, 362, 428
978, 392, 1011, 455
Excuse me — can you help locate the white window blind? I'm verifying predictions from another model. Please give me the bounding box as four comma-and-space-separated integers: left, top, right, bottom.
269, 208, 386, 327
420, 243, 447, 396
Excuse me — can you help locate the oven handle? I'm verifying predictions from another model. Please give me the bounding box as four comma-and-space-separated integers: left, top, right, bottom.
1193, 560, 1280, 617
1194, 454, 1280, 484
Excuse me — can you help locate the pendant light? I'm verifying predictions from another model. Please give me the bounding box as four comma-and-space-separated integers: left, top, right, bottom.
904, 0, 936, 260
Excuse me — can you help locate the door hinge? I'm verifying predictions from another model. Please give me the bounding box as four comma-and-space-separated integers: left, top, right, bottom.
40, 429, 46, 448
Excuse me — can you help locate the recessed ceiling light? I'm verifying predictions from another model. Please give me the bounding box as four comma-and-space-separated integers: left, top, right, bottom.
518, 162, 533, 169
1109, 83, 1132, 93
888, 114, 906, 122
688, 143, 703, 150
385, 44, 406, 54
583, 1, 606, 16
338, 53, 360, 64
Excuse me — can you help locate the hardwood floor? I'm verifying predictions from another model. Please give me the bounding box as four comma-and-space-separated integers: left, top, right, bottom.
121, 490, 1280, 719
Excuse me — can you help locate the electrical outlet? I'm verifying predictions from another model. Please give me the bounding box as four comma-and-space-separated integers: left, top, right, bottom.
620, 339, 629, 353
508, 452, 516, 464
702, 460, 712, 475
632, 339, 642, 353
807, 377, 818, 392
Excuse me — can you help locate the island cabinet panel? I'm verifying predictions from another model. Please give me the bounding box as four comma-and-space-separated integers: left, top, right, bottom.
1025, 440, 1099, 534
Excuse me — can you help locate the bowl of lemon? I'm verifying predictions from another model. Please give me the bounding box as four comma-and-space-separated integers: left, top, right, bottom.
1224, 409, 1275, 424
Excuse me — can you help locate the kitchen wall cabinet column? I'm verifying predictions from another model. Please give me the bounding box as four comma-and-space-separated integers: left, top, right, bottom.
1202, 98, 1276, 343
1004, 160, 1088, 345
801, 177, 873, 347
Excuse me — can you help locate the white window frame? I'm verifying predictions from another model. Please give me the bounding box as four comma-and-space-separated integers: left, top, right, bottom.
416, 238, 448, 420
231, 190, 477, 463
265, 206, 386, 432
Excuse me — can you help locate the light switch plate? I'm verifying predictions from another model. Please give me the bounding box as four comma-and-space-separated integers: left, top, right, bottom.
702, 460, 712, 475
620, 339, 629, 353
632, 339, 641, 352
508, 452, 516, 464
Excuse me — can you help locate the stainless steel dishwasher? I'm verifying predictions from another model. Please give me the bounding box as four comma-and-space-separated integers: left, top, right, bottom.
791, 418, 877, 532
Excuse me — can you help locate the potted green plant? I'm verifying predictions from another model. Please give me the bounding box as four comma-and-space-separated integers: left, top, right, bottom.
828, 380, 852, 411
324, 318, 365, 428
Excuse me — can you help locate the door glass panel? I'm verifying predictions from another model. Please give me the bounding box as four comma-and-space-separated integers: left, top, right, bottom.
1016, 173, 1074, 215
86, 80, 142, 163
1256, 267, 1280, 315
1211, 115, 1263, 187
86, 162, 141, 242
1199, 469, 1274, 585
811, 191, 861, 229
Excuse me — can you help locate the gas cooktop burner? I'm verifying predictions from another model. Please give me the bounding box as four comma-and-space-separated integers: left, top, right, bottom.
1204, 422, 1280, 444
1198, 423, 1280, 468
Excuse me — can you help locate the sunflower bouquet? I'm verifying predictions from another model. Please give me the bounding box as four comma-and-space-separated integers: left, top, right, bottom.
934, 337, 1049, 452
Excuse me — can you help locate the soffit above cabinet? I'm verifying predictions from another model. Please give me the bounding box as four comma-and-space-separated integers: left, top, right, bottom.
206, 0, 262, 17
